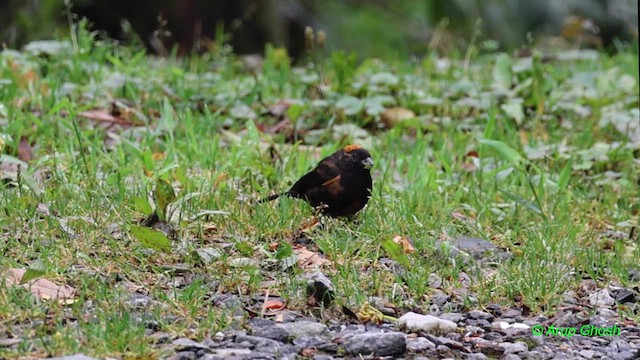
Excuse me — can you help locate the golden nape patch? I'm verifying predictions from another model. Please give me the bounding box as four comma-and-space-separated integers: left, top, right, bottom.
343, 144, 361, 153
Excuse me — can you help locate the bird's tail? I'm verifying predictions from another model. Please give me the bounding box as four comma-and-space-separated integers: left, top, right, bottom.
258, 193, 285, 203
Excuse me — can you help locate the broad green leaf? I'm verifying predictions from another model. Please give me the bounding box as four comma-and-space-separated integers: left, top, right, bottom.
20, 260, 47, 284
132, 196, 152, 215
154, 178, 176, 221
286, 103, 304, 122
275, 242, 293, 259
130, 226, 171, 254
20, 268, 46, 284
478, 138, 524, 165
381, 239, 410, 268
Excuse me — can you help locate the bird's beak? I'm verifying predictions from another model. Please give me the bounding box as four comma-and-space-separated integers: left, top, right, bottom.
361, 157, 374, 170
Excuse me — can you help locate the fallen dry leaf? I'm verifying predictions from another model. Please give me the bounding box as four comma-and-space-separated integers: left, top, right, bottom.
294, 246, 331, 268
79, 109, 137, 126
2, 268, 76, 302
392, 235, 415, 254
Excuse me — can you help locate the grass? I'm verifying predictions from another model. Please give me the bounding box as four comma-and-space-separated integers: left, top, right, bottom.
0, 21, 638, 358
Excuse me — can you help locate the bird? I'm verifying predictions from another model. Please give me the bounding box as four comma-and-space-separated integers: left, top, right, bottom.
260, 145, 374, 217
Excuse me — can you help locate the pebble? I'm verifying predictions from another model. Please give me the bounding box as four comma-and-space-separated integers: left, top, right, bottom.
398, 312, 457, 335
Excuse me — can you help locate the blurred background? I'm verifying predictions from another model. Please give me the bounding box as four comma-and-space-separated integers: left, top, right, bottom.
0, 0, 637, 59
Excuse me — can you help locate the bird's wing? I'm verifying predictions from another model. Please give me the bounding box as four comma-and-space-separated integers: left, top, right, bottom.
288, 158, 341, 197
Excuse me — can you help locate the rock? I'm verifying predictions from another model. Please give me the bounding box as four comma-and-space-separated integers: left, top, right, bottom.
468, 310, 494, 321
589, 289, 615, 308
439, 313, 465, 324
466, 353, 488, 360
235, 334, 286, 351
428, 273, 443, 288
276, 321, 329, 339
552, 311, 581, 328
406, 337, 436, 352
502, 341, 528, 354
486, 303, 502, 316
48, 356, 99, 360
292, 336, 329, 349
172, 338, 210, 350
398, 312, 457, 335
502, 307, 523, 318
342, 332, 406, 356
210, 348, 252, 357
503, 354, 522, 360
431, 293, 451, 307
613, 288, 636, 303
127, 292, 153, 308
579, 349, 595, 359
173, 351, 197, 360
599, 308, 619, 318
369, 296, 397, 316
252, 325, 290, 342
613, 351, 639, 360
304, 271, 335, 306
0, 338, 22, 347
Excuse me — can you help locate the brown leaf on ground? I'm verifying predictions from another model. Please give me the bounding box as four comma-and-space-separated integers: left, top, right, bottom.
79, 109, 138, 126
2, 268, 76, 302
392, 235, 415, 254
294, 246, 331, 269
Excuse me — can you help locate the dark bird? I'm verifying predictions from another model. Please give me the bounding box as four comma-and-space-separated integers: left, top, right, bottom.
260, 145, 374, 217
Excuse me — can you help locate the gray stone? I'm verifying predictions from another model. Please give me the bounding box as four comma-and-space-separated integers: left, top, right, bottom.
252, 325, 290, 342
503, 354, 522, 360
465, 353, 488, 360
428, 273, 443, 288
174, 351, 197, 360
254, 320, 329, 342
553, 311, 581, 328
599, 308, 619, 318
468, 310, 493, 320
502, 341, 528, 354
127, 292, 153, 308
579, 349, 595, 359
614, 288, 636, 303
312, 355, 335, 360
503, 308, 523, 318
432, 293, 451, 306
292, 336, 329, 349
210, 348, 253, 357
429, 336, 464, 350
305, 271, 335, 306
235, 334, 286, 351
48, 356, 99, 360
342, 331, 406, 356
0, 338, 22, 347
439, 313, 465, 324
589, 289, 615, 308
613, 351, 639, 360
406, 337, 436, 352
172, 338, 210, 350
